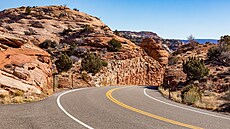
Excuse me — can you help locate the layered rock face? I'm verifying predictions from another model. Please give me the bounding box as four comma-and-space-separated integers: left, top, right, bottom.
140, 38, 169, 66
0, 35, 52, 96
91, 55, 164, 87
0, 5, 166, 93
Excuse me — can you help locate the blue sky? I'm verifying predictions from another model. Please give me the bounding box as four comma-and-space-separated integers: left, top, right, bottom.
0, 0, 229, 39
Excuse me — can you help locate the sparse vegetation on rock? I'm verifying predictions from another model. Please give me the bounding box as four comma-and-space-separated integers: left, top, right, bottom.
24, 28, 36, 35
61, 28, 73, 36
25, 6, 31, 14
207, 35, 230, 66
39, 39, 57, 49
80, 24, 94, 34
108, 38, 122, 52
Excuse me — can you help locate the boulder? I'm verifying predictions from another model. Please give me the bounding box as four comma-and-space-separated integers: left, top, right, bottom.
140, 38, 169, 66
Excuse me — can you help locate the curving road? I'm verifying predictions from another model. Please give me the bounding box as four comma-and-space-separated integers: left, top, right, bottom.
0, 86, 229, 129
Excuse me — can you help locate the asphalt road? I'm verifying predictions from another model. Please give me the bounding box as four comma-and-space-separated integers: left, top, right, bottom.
0, 86, 229, 129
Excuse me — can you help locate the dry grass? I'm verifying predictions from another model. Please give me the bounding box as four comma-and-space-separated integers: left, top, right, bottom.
158, 86, 227, 111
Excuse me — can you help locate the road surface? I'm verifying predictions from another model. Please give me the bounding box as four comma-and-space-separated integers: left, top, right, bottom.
0, 86, 229, 129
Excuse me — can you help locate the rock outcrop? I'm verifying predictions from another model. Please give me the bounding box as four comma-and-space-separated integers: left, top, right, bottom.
162, 41, 230, 111
0, 5, 167, 101
91, 55, 164, 87
117, 30, 184, 52
0, 35, 52, 100
140, 38, 169, 66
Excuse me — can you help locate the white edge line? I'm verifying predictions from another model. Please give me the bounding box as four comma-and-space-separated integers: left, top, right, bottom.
144, 88, 230, 120
57, 88, 94, 129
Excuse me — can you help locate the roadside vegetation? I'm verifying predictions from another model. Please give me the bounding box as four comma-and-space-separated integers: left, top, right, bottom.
182, 57, 209, 81
55, 53, 73, 73
81, 53, 108, 75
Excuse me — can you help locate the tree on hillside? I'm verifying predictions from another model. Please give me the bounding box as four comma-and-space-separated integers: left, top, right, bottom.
55, 53, 73, 73
187, 34, 195, 43
183, 57, 209, 81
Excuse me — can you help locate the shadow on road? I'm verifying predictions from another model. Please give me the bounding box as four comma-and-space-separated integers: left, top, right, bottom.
144, 86, 158, 90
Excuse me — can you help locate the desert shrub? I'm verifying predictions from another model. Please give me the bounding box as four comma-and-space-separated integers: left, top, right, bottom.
81, 71, 90, 81
100, 25, 108, 30
61, 28, 73, 35
181, 85, 201, 105
208, 35, 230, 66
207, 46, 221, 61
31, 21, 44, 28
108, 38, 122, 52
67, 43, 77, 56
39, 39, 57, 49
55, 53, 73, 72
73, 8, 79, 11
183, 57, 209, 81
14, 90, 24, 96
0, 93, 6, 98
25, 6, 31, 14
114, 30, 120, 36
81, 53, 107, 74
220, 51, 230, 66
80, 24, 94, 34
24, 28, 36, 35
101, 60, 108, 67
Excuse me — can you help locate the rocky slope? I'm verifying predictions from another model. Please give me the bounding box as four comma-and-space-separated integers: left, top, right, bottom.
117, 30, 184, 52
0, 35, 52, 103
0, 5, 168, 102
162, 41, 230, 112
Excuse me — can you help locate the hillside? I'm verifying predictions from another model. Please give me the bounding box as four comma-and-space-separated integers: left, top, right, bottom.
0, 6, 169, 103
117, 30, 184, 52
162, 40, 230, 112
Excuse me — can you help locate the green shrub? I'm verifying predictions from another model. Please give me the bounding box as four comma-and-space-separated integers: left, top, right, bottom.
181, 85, 201, 105
25, 6, 31, 14
81, 53, 107, 74
108, 38, 122, 52
80, 24, 94, 34
55, 53, 73, 72
73, 8, 79, 11
114, 30, 120, 36
61, 28, 73, 35
207, 46, 221, 61
101, 60, 108, 67
39, 39, 57, 49
66, 43, 77, 56
183, 57, 209, 80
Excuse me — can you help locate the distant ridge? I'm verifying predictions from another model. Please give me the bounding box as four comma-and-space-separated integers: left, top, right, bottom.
181, 39, 218, 44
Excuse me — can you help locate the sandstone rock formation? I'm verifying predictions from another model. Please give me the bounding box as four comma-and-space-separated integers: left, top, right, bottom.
0, 35, 52, 100
140, 38, 169, 66
117, 30, 184, 52
0, 5, 167, 100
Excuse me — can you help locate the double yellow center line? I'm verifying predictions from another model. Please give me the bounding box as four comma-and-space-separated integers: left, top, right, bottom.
106, 88, 203, 129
